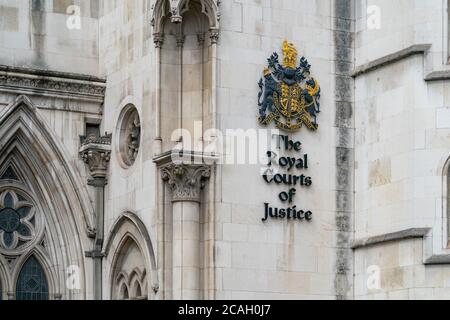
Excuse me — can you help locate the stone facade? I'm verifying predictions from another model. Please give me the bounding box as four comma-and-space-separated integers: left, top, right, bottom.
353, 0, 450, 300
0, 0, 449, 300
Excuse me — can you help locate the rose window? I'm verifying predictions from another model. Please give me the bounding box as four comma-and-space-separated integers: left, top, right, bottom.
0, 190, 35, 250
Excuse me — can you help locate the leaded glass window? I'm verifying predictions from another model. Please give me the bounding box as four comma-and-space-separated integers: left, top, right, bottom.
16, 256, 49, 300
0, 190, 36, 251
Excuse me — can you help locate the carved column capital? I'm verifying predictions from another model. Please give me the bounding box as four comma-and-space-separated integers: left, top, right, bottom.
161, 164, 211, 203
81, 149, 111, 179
176, 34, 186, 48
209, 28, 220, 44
153, 33, 165, 48
79, 133, 112, 180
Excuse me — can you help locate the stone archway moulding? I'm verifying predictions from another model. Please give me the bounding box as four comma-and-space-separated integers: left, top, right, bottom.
0, 95, 95, 299
103, 212, 159, 299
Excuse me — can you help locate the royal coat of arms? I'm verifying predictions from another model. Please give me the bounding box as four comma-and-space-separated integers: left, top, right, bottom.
258, 41, 321, 131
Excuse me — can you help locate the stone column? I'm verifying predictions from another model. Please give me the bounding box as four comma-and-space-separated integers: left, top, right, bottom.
209, 28, 219, 133
79, 133, 112, 300
176, 33, 185, 142
153, 33, 164, 155
160, 163, 211, 300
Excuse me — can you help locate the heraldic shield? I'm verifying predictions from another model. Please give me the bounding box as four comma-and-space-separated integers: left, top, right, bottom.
258, 40, 321, 132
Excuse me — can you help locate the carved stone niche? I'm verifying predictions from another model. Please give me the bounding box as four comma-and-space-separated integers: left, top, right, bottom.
117, 105, 141, 168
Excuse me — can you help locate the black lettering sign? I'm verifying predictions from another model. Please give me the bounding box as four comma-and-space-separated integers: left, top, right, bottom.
262, 135, 313, 223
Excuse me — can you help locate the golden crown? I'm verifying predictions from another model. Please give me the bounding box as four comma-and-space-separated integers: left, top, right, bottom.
282, 40, 298, 69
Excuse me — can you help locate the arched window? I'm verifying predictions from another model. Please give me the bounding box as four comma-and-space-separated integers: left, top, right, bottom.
16, 256, 49, 300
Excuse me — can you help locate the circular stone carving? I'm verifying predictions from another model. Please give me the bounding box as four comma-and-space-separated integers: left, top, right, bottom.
117, 105, 141, 168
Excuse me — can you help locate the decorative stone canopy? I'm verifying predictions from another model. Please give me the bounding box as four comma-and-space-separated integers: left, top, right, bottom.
151, 0, 220, 44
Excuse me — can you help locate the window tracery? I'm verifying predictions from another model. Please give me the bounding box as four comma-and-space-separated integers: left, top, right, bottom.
0, 190, 37, 252
0, 185, 48, 300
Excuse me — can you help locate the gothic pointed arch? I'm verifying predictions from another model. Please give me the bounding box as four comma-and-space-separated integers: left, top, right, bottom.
130, 268, 144, 298
0, 95, 94, 299
104, 212, 158, 300
16, 256, 49, 300
11, 247, 57, 299
14, 253, 50, 300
